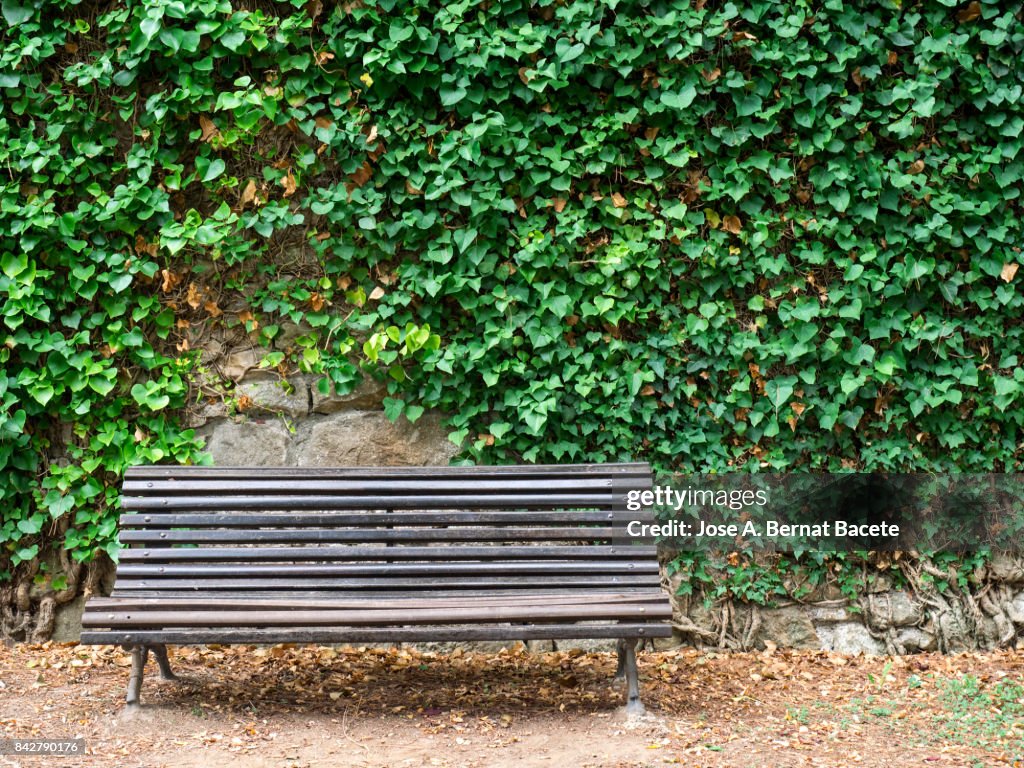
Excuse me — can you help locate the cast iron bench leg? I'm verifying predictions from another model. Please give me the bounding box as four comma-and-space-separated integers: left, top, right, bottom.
125, 644, 179, 709
614, 638, 627, 680
152, 644, 178, 681
126, 645, 149, 710
621, 638, 644, 714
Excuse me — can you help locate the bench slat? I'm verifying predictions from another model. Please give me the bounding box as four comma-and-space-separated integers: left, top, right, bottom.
85, 592, 666, 612
109, 575, 660, 591
118, 511, 623, 528
86, 603, 672, 628
118, 545, 656, 563
80, 621, 673, 645
105, 588, 666, 600
121, 493, 618, 511
124, 463, 650, 479
112, 560, 659, 577
122, 478, 618, 495
118, 527, 616, 544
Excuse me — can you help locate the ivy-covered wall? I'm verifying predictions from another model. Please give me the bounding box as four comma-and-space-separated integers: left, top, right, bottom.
3, 0, 1024, 636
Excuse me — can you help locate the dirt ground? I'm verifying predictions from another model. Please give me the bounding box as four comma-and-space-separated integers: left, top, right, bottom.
1, 642, 1022, 767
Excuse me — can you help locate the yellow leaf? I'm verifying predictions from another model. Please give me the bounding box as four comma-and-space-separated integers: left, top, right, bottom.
705, 209, 721, 229
359, 72, 373, 88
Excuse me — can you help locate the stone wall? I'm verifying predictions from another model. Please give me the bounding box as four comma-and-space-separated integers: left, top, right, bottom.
190, 368, 459, 468
664, 554, 1024, 655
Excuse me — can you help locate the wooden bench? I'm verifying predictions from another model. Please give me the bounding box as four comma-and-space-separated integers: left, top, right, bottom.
81, 462, 672, 712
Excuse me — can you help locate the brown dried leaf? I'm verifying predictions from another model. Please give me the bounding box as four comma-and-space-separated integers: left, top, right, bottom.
610, 192, 628, 208
366, 124, 378, 144
161, 269, 183, 293
310, 293, 326, 311
134, 235, 158, 257
280, 169, 297, 197
349, 161, 373, 190
518, 67, 531, 85
368, 285, 385, 301
907, 159, 926, 175
957, 1, 981, 22
204, 300, 223, 318
239, 179, 257, 208
199, 115, 218, 142
702, 67, 721, 83
722, 215, 742, 234
186, 283, 202, 309
552, 197, 567, 213
405, 179, 423, 195
238, 310, 259, 331
1001, 262, 1018, 283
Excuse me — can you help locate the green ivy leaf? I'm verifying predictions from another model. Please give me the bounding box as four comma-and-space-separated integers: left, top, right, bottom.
1, 1, 33, 26
660, 85, 697, 110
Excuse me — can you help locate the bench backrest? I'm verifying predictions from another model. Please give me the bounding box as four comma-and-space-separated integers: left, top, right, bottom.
114, 463, 658, 599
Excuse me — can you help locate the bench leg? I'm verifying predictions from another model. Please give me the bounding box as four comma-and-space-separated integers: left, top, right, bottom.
621, 638, 644, 715
614, 638, 627, 681
152, 644, 178, 681
126, 645, 149, 710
